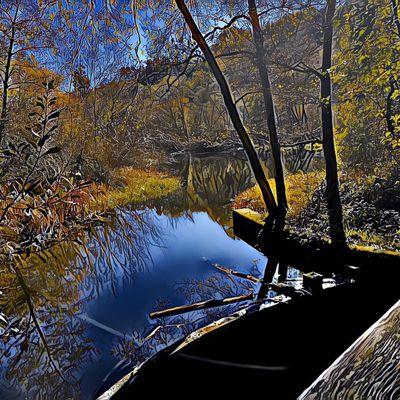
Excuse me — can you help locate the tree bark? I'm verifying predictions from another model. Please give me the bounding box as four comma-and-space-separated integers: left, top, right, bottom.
391, 0, 400, 37
175, 0, 278, 218
248, 0, 287, 214
386, 77, 396, 140
320, 0, 346, 246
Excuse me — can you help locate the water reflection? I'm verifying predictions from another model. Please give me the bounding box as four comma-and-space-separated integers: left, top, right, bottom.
0, 214, 266, 398
83, 210, 267, 398
163, 155, 255, 230
0, 152, 313, 399
0, 209, 166, 399
165, 150, 322, 229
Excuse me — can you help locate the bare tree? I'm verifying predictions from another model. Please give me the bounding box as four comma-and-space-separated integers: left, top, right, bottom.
320, 0, 346, 246
266, 0, 346, 245
174, 0, 279, 220
248, 0, 287, 214
0, 0, 21, 142
0, 0, 55, 144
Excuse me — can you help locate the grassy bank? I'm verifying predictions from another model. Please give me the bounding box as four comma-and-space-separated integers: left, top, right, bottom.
233, 171, 324, 218
95, 168, 181, 209
232, 171, 399, 250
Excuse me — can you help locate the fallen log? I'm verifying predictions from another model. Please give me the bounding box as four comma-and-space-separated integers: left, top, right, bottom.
233, 208, 400, 274
149, 291, 254, 320
210, 263, 307, 299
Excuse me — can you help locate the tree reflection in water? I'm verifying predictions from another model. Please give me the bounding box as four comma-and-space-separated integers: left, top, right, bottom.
0, 208, 165, 399
109, 258, 301, 384
0, 153, 311, 398
111, 261, 262, 368
165, 151, 321, 233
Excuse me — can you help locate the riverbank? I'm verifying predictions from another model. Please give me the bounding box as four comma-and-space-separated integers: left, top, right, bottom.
0, 156, 270, 399
0, 167, 180, 261
233, 171, 400, 251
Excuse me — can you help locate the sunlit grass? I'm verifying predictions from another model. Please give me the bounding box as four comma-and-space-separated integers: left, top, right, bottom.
347, 229, 400, 251
233, 171, 324, 218
96, 168, 180, 209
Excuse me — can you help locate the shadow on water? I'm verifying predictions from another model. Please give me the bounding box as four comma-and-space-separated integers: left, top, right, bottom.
0, 152, 316, 399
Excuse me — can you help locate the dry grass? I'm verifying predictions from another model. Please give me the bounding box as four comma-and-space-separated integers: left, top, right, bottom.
233, 171, 325, 218
95, 168, 180, 209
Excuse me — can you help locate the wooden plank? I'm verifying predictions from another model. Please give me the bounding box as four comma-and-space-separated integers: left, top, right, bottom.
299, 299, 400, 399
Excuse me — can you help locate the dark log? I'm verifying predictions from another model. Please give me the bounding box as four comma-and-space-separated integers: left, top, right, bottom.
303, 272, 323, 294
232, 208, 265, 246
149, 292, 254, 320
233, 208, 400, 275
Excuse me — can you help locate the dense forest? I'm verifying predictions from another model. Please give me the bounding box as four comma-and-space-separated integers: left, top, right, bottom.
0, 0, 399, 399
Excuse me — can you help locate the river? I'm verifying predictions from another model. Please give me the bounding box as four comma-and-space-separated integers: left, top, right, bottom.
0, 153, 317, 399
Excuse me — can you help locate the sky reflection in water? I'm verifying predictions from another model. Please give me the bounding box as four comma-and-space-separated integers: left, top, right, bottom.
79, 210, 266, 397
0, 155, 280, 399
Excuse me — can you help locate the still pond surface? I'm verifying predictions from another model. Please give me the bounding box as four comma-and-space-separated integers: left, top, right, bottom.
0, 153, 314, 399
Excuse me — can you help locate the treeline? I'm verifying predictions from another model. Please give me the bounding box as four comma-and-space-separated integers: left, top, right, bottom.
1, 1, 398, 172
140, 0, 399, 245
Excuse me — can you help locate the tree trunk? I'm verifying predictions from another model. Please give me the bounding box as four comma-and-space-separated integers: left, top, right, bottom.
320, 0, 346, 246
248, 0, 287, 214
0, 24, 16, 144
175, 0, 278, 218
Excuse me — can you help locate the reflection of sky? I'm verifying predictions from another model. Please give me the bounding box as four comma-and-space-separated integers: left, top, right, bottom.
78, 210, 266, 398
1, 152, 315, 399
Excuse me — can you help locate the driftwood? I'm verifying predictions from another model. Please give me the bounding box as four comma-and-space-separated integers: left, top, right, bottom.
149, 291, 254, 320
211, 263, 260, 283
211, 263, 304, 298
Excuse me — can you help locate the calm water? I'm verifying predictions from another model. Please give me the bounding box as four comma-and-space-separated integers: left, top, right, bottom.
0, 153, 314, 399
